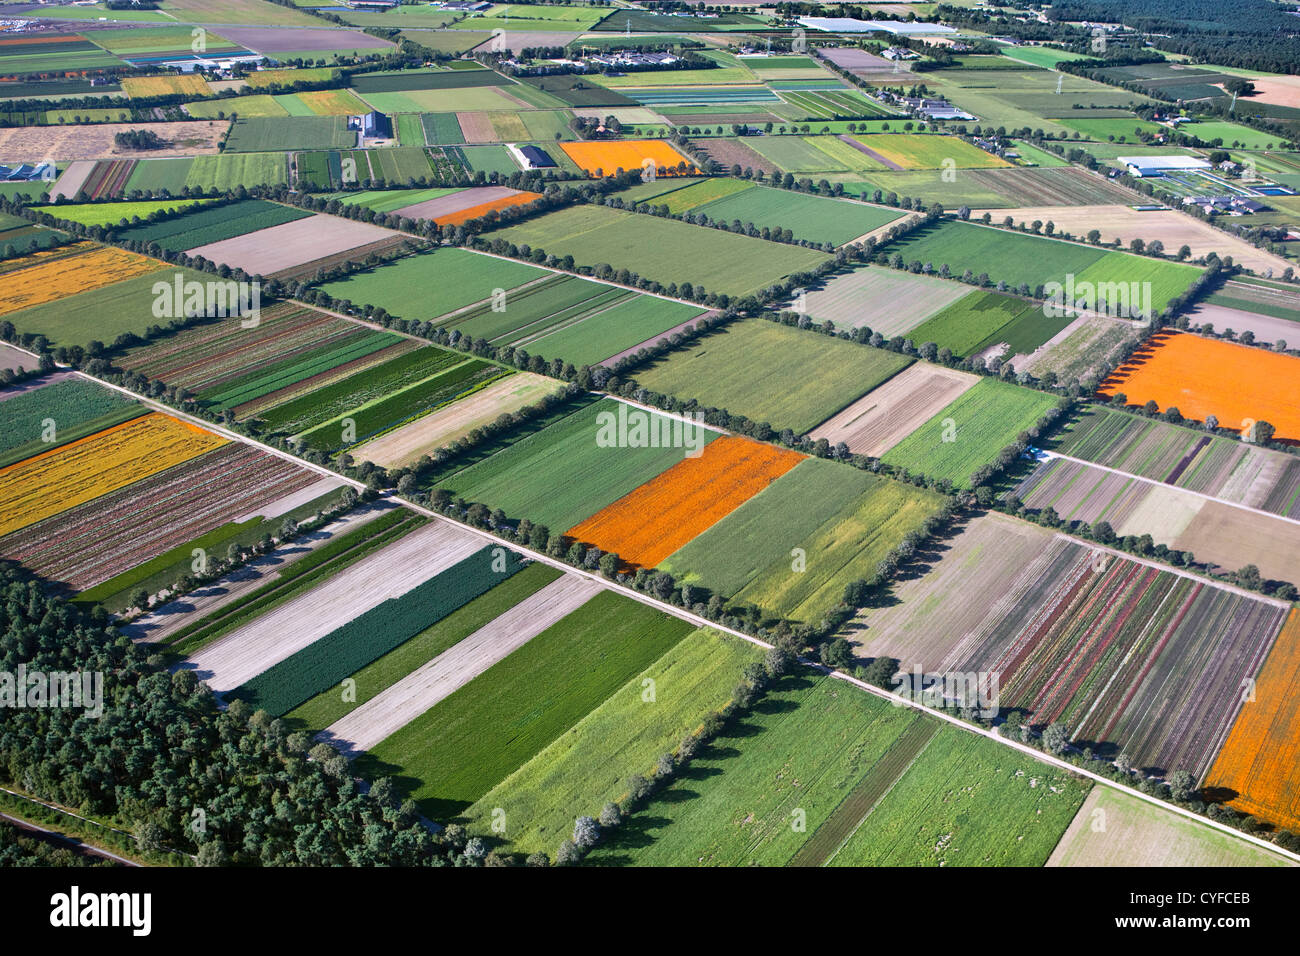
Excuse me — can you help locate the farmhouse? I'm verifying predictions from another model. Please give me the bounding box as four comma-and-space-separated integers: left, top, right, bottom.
516, 145, 556, 169
348, 111, 393, 139
1119, 155, 1211, 177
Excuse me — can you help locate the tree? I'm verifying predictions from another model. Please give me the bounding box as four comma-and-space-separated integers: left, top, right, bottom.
1042, 722, 1070, 755
555, 839, 581, 865
598, 802, 622, 828
1236, 564, 1263, 590
129, 587, 150, 612
573, 816, 600, 848
1114, 751, 1133, 774
1168, 770, 1197, 802
1251, 420, 1275, 444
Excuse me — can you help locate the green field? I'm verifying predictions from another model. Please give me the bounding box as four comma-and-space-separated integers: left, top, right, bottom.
223, 116, 355, 152
317, 248, 547, 321
633, 319, 913, 433
463, 628, 760, 856
525, 292, 707, 367
882, 378, 1060, 487
908, 290, 1045, 358
826, 728, 1090, 866
584, 672, 919, 866
185, 152, 288, 190
489, 204, 831, 300
663, 457, 945, 622
43, 198, 215, 228
118, 198, 309, 251
882, 220, 1109, 292
286, 562, 563, 731
1058, 116, 1165, 142
326, 186, 459, 213
673, 179, 903, 245
437, 398, 715, 530
355, 590, 696, 818
186, 95, 287, 119
0, 377, 144, 470
1178, 121, 1285, 150
1073, 252, 1202, 318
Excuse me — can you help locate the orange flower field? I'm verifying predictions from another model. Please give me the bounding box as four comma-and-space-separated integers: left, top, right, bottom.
434, 191, 542, 227
560, 139, 696, 178
0, 412, 227, 538
565, 435, 803, 569
1098, 330, 1300, 442
0, 244, 167, 317
1204, 609, 1300, 832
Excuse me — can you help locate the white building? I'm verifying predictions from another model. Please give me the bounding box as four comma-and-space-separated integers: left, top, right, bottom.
1118, 155, 1211, 177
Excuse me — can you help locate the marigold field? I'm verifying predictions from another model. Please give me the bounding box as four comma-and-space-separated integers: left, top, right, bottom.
0, 244, 166, 317
560, 139, 695, 177
564, 436, 803, 568
0, 413, 226, 538
1205, 610, 1300, 832
1099, 331, 1300, 442
433, 190, 541, 226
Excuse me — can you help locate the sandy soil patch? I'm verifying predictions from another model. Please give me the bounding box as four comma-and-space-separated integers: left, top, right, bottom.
1186, 302, 1300, 346
184, 214, 398, 275
355, 372, 563, 468
793, 264, 970, 334
1174, 500, 1300, 585
48, 160, 94, 201
0, 122, 225, 162
321, 574, 602, 757
1234, 76, 1300, 110
179, 520, 481, 692
808, 362, 979, 455
968, 204, 1293, 275
393, 185, 517, 220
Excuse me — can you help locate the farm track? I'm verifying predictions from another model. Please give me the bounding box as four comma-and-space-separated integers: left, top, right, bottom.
11, 346, 1293, 866
320, 575, 603, 758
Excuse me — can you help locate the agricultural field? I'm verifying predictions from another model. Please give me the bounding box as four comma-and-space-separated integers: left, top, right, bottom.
1098, 330, 1300, 442
559, 139, 695, 177
565, 435, 804, 570
881, 378, 1061, 486
223, 116, 355, 152
587, 673, 1086, 867
489, 204, 831, 299
434, 397, 718, 531
793, 264, 971, 334
661, 457, 945, 622
44, 198, 215, 228
1047, 787, 1293, 867
353, 589, 696, 818
182, 214, 399, 277
1205, 611, 1300, 833
632, 319, 913, 433
0, 376, 145, 470
809, 363, 981, 457
908, 289, 1073, 360
116, 198, 310, 253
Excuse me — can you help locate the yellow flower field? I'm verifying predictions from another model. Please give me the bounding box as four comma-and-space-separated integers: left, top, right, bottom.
0, 413, 227, 538
121, 74, 214, 98
0, 245, 168, 317
0, 240, 98, 278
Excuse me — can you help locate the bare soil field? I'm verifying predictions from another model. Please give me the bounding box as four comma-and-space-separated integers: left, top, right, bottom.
355, 372, 563, 468
1047, 787, 1293, 867
454, 111, 496, 143
469, 31, 583, 53
819, 46, 900, 78
49, 160, 94, 201
968, 204, 1292, 275
269, 233, 410, 282
808, 363, 979, 455
688, 137, 778, 175
1234, 76, 1300, 110
0, 122, 225, 162
179, 521, 481, 692
795, 264, 970, 334
1014, 313, 1142, 382
184, 214, 399, 276
0, 343, 38, 374
1185, 302, 1300, 346
321, 575, 602, 757
846, 512, 1069, 665
1173, 500, 1300, 585
394, 185, 521, 220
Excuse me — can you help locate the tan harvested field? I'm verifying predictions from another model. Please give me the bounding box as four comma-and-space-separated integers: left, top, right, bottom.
968, 204, 1293, 275
0, 122, 225, 162
847, 512, 1067, 665
1234, 76, 1300, 110
573, 107, 668, 126
468, 30, 582, 53
320, 574, 602, 758
454, 111, 496, 143
1185, 302, 1300, 346
1173, 500, 1300, 585
355, 372, 563, 468
808, 362, 979, 454
49, 160, 94, 201
687, 137, 778, 175
1047, 787, 1293, 867
184, 214, 399, 275
127, 503, 399, 644
180, 521, 481, 692
1015, 312, 1142, 382
1113, 481, 1206, 539
394, 185, 521, 220
795, 264, 970, 333
233, 475, 344, 523
269, 233, 410, 282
